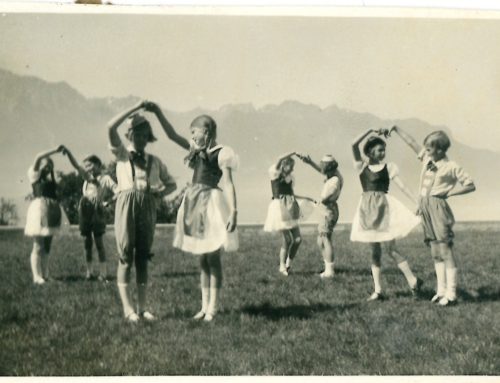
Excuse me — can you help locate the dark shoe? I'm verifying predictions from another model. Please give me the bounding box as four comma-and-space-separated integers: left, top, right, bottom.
367, 292, 386, 302
411, 278, 424, 297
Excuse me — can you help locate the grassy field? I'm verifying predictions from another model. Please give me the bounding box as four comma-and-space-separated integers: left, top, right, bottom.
0, 224, 499, 375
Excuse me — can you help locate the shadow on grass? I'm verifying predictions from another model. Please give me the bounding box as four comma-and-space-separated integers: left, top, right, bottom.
292, 267, 374, 277
241, 302, 358, 321
161, 271, 199, 278
393, 286, 500, 303
54, 275, 117, 283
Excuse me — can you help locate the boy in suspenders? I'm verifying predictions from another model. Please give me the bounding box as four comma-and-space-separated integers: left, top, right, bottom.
108, 101, 177, 322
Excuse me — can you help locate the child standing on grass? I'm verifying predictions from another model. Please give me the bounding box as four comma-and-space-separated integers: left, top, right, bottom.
108, 101, 177, 322
25, 146, 66, 284
60, 146, 117, 281
391, 126, 475, 306
298, 154, 343, 278
351, 129, 422, 301
264, 153, 315, 276
143, 102, 239, 322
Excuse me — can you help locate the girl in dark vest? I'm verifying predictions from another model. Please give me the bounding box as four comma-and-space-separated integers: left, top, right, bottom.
25, 146, 67, 284
145, 102, 239, 322
351, 129, 422, 301
264, 152, 315, 276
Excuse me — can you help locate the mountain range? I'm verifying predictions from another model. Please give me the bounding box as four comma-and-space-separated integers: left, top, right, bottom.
1, 67, 498, 224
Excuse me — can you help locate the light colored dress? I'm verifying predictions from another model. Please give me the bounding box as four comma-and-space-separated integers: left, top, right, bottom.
350, 161, 420, 243
174, 145, 239, 255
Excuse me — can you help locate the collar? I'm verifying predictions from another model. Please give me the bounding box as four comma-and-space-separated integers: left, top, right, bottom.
427, 155, 448, 168
207, 144, 223, 153
126, 144, 147, 156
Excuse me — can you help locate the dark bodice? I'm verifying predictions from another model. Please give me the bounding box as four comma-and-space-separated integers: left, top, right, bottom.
32, 176, 57, 199
192, 148, 223, 188
359, 164, 389, 193
271, 177, 294, 199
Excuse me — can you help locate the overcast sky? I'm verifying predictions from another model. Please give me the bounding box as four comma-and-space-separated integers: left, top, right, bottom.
1, 9, 500, 152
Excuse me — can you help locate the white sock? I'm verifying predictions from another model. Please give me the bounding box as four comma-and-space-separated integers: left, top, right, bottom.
445, 268, 458, 301
31, 250, 43, 282
201, 287, 210, 313
435, 262, 446, 297
117, 283, 134, 316
99, 262, 107, 278
398, 260, 417, 287
371, 265, 382, 293
285, 257, 291, 268
323, 261, 335, 276
207, 287, 219, 315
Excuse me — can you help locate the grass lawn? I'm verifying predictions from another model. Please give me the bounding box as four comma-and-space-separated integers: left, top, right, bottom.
0, 224, 499, 375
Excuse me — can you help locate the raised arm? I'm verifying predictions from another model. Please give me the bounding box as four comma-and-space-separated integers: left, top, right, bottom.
273, 152, 295, 170
390, 125, 422, 155
351, 129, 375, 162
107, 100, 145, 147
60, 145, 86, 177
296, 153, 322, 174
221, 168, 237, 232
32, 146, 63, 171
392, 175, 418, 205
144, 101, 190, 150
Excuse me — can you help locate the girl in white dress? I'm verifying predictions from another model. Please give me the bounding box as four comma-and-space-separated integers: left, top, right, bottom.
351, 129, 422, 301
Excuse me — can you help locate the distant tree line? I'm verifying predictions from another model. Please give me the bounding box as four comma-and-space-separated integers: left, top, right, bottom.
0, 198, 18, 226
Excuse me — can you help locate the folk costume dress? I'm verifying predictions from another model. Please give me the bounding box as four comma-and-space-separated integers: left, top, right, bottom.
263, 166, 300, 232
25, 166, 65, 237
350, 161, 420, 243
173, 145, 239, 255
111, 143, 176, 263
78, 174, 117, 237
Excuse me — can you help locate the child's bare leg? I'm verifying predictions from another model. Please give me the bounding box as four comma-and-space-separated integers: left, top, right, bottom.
437, 242, 457, 304
41, 236, 53, 280
31, 237, 44, 283
287, 226, 302, 262
384, 240, 418, 289
94, 234, 107, 279
194, 254, 210, 319
430, 242, 446, 301
205, 250, 222, 321
84, 235, 93, 278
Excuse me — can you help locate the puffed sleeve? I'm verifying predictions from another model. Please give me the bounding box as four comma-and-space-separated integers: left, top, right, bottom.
108, 141, 128, 161
27, 166, 41, 184
452, 162, 474, 186
218, 146, 239, 171
387, 162, 399, 179
353, 160, 365, 174
321, 177, 340, 200
102, 175, 118, 194
268, 164, 280, 180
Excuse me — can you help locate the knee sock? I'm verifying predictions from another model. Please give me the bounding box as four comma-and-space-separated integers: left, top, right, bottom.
445, 267, 457, 301
323, 261, 335, 276
207, 287, 219, 315
31, 250, 43, 282
117, 283, 134, 316
201, 287, 210, 313
434, 262, 446, 297
371, 265, 382, 293
397, 260, 417, 288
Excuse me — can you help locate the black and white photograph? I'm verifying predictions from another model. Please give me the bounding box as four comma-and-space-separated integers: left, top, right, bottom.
0, 1, 499, 376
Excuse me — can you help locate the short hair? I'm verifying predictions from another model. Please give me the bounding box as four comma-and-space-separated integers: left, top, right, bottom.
320, 155, 338, 173
83, 155, 103, 168
191, 115, 217, 140
280, 156, 295, 171
125, 113, 157, 143
424, 130, 451, 152
363, 136, 386, 156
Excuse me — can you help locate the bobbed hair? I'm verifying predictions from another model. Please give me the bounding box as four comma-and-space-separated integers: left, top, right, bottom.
423, 130, 451, 152
363, 136, 386, 157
